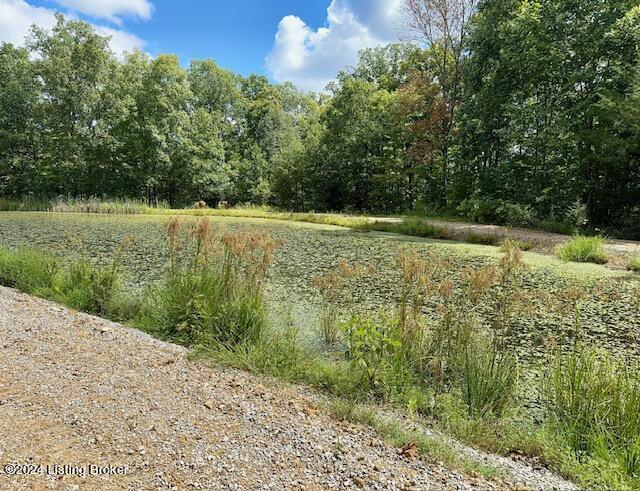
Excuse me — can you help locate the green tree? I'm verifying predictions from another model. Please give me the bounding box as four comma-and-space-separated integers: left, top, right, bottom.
27, 14, 113, 195
0, 44, 40, 196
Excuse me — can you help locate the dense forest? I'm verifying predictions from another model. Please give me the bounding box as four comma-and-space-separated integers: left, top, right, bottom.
1, 1, 640, 235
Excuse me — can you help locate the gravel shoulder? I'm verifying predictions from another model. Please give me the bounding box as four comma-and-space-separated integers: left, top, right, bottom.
0, 287, 575, 490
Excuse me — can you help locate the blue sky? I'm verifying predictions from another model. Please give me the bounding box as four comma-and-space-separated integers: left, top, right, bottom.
0, 0, 404, 91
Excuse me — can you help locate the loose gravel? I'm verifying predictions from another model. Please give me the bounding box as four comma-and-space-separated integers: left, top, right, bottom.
0, 287, 575, 490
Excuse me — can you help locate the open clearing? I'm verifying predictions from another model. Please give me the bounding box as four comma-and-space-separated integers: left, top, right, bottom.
1, 211, 638, 360
0, 286, 578, 490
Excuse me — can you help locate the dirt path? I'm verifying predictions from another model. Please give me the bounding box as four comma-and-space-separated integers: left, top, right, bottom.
0, 287, 575, 490
367, 216, 640, 264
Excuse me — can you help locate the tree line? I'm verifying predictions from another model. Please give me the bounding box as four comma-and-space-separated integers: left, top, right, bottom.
1, 2, 640, 235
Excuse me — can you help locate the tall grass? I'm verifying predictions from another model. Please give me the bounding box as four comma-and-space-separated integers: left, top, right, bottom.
0, 196, 161, 214
50, 197, 161, 214
556, 235, 608, 264
627, 256, 640, 272
355, 217, 450, 239
137, 217, 280, 348
544, 346, 640, 477
0, 245, 128, 317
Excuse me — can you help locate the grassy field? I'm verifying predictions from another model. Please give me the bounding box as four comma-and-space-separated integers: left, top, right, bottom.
0, 211, 637, 359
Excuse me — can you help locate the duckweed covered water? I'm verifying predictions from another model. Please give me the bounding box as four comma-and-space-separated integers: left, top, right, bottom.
1, 212, 638, 361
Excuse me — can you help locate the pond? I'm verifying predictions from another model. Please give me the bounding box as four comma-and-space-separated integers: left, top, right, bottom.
1, 212, 638, 363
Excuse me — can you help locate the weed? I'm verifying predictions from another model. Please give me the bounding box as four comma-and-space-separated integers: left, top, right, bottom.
314, 261, 374, 345
326, 398, 504, 480
464, 233, 502, 246
459, 337, 518, 419
544, 345, 640, 479
341, 313, 402, 392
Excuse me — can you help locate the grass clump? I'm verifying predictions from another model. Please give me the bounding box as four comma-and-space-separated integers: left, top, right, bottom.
137, 217, 280, 348
627, 256, 640, 272
459, 338, 518, 419
354, 217, 450, 240
0, 247, 58, 294
556, 235, 608, 264
327, 398, 504, 480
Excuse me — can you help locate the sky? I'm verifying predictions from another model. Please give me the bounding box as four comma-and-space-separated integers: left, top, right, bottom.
0, 0, 404, 91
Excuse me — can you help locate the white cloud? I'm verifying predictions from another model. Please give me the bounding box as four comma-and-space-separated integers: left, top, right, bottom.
0, 0, 57, 45
54, 0, 153, 25
94, 25, 146, 54
266, 0, 403, 92
0, 0, 146, 56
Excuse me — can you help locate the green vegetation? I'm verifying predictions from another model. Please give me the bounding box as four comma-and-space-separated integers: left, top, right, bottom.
1, 215, 638, 488
628, 257, 640, 272
355, 217, 449, 240
1, 0, 639, 487
0, 246, 127, 318
2, 3, 640, 236
326, 398, 504, 480
545, 346, 640, 480
0, 212, 635, 359
556, 235, 608, 264
137, 217, 277, 347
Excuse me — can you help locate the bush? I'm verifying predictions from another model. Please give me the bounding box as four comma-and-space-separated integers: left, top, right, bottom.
496, 202, 537, 227
565, 200, 588, 229
457, 197, 504, 224
556, 235, 608, 264
341, 313, 403, 392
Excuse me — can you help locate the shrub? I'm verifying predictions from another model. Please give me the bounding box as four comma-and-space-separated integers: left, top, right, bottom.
341, 313, 403, 392
556, 235, 608, 264
457, 197, 503, 224
565, 200, 588, 229
496, 202, 537, 227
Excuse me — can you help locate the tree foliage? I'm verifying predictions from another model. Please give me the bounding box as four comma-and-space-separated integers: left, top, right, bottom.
1, 6, 640, 235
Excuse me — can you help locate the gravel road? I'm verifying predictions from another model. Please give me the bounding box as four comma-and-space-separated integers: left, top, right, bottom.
0, 287, 575, 490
